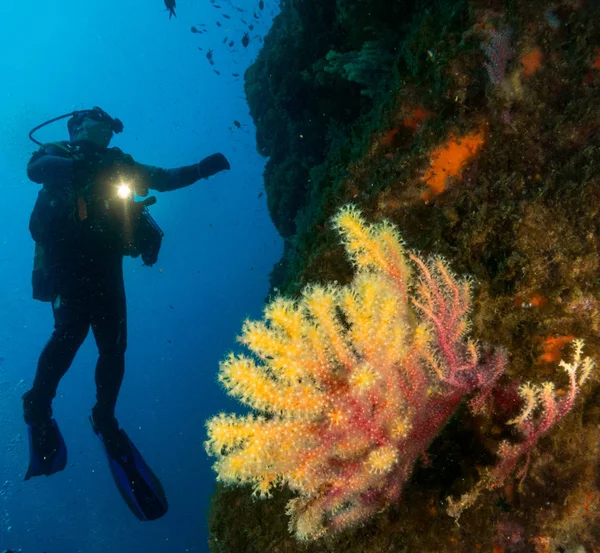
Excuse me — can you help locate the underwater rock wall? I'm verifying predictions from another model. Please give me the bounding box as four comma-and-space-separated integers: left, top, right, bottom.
209, 0, 600, 551
245, 0, 418, 237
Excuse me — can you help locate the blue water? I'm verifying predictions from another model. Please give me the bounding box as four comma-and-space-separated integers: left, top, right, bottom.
0, 1, 281, 551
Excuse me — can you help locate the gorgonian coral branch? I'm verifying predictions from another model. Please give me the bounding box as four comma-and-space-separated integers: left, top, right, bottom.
447, 339, 595, 518
206, 206, 582, 541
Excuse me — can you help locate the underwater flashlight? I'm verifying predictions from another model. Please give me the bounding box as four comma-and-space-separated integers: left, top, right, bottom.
117, 183, 132, 199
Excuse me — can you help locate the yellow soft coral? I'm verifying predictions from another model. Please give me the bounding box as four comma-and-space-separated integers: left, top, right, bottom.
205, 205, 507, 540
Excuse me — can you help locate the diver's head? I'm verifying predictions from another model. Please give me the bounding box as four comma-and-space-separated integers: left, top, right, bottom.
67, 107, 123, 148
70, 116, 113, 147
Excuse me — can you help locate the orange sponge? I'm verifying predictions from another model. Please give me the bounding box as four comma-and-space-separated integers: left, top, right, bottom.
422, 127, 486, 201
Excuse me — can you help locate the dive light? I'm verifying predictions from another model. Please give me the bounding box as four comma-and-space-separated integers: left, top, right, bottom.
117, 183, 132, 199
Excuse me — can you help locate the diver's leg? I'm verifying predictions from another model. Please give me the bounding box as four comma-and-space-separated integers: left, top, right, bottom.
23, 294, 90, 479
23, 294, 90, 425
88, 275, 168, 520
89, 278, 127, 438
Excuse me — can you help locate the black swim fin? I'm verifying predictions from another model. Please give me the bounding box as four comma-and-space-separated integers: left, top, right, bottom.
24, 418, 68, 480
91, 417, 168, 521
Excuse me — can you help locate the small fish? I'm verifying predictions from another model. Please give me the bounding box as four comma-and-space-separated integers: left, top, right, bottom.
212, 4, 221, 7
229, 40, 234, 47
232, 73, 240, 77
233, 120, 241, 128
222, 14, 231, 19
258, 0, 264, 10
214, 70, 221, 75
241, 32, 250, 47
191, 25, 201, 33
235, 7, 245, 12
216, 21, 222, 26
164, 0, 176, 18
223, 36, 228, 43
253, 12, 259, 19
248, 24, 254, 30
241, 18, 247, 24
258, 192, 264, 199
198, 47, 203, 51
206, 48, 214, 60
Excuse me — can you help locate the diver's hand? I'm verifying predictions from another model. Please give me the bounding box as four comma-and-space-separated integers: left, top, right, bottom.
196, 153, 230, 179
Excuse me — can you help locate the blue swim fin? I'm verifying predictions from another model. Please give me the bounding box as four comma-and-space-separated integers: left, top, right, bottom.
91, 417, 168, 521
24, 418, 67, 480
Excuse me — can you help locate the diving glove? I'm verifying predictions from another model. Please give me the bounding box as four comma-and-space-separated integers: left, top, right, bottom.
196, 153, 230, 179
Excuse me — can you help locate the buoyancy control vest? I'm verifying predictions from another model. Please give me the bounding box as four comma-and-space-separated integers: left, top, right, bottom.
29, 142, 163, 301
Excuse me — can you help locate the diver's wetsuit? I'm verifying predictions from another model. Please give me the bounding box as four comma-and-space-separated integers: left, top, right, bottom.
23, 141, 229, 428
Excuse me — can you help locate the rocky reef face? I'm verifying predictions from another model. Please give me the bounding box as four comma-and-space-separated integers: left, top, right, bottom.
210, 0, 600, 551
245, 0, 417, 237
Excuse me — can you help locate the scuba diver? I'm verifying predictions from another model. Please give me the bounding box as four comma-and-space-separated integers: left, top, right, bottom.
22, 106, 230, 521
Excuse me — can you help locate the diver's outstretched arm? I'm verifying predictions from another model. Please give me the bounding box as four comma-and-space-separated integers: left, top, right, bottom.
133, 153, 230, 194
